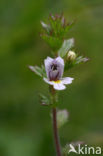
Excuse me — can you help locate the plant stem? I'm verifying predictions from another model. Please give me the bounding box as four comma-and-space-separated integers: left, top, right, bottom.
49, 86, 62, 156
52, 107, 62, 156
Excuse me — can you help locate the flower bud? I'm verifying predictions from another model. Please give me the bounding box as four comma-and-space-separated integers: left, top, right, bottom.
67, 51, 76, 61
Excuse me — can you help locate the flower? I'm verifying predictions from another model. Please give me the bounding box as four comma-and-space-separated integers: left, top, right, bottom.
67, 50, 76, 61
44, 56, 74, 90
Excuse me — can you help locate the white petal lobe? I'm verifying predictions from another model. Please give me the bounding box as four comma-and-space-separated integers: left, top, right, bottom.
53, 83, 66, 90
62, 77, 74, 85
43, 78, 54, 85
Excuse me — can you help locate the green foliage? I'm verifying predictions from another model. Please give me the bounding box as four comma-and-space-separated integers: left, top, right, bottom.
48, 14, 71, 38
40, 14, 88, 71
39, 91, 59, 107
75, 56, 89, 64
41, 14, 74, 51
39, 94, 50, 106
28, 65, 46, 77
65, 55, 89, 70
41, 34, 62, 51
41, 21, 51, 34
58, 38, 74, 57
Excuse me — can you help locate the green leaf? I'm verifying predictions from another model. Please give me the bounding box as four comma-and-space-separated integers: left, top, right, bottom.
41, 34, 62, 51
57, 109, 69, 129
40, 15, 75, 52
58, 38, 74, 57
41, 21, 51, 34
41, 65, 47, 77
29, 65, 46, 77
75, 56, 89, 65
39, 94, 50, 106
49, 15, 62, 37
64, 21, 75, 34
48, 14, 74, 39
65, 56, 89, 71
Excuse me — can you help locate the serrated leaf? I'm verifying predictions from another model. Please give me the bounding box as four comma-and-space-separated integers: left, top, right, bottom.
64, 21, 75, 34
57, 109, 69, 129
58, 38, 74, 57
39, 94, 50, 106
75, 56, 89, 65
41, 65, 47, 77
29, 65, 46, 77
41, 21, 51, 34
41, 34, 62, 50
48, 14, 74, 39
49, 15, 60, 35
65, 56, 89, 71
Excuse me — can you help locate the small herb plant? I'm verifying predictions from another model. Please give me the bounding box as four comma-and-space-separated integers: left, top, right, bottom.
29, 14, 88, 156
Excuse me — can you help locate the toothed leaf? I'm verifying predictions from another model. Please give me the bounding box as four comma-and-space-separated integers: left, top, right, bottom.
29, 65, 46, 77
58, 38, 74, 57
41, 21, 51, 34
39, 94, 50, 106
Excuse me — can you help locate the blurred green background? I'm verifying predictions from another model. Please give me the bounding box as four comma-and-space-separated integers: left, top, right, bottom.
0, 0, 103, 155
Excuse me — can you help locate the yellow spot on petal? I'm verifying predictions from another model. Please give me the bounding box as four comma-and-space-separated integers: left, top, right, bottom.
54, 80, 61, 84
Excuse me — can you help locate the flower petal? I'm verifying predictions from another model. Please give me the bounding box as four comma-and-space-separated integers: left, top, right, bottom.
44, 56, 64, 80
55, 56, 64, 78
53, 82, 66, 90
43, 78, 66, 90
61, 77, 74, 85
55, 56, 64, 66
44, 57, 53, 67
44, 57, 53, 78
43, 78, 54, 85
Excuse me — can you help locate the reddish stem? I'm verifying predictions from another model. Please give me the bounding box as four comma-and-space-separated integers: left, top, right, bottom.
52, 108, 62, 156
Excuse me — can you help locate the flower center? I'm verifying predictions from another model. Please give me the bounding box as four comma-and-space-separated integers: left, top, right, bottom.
51, 64, 58, 71
49, 64, 59, 81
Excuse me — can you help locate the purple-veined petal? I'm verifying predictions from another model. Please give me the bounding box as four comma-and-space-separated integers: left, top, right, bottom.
54, 57, 64, 78
55, 56, 64, 66
44, 56, 64, 81
44, 57, 53, 78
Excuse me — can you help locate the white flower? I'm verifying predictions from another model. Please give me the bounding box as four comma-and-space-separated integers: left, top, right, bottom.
44, 56, 74, 90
